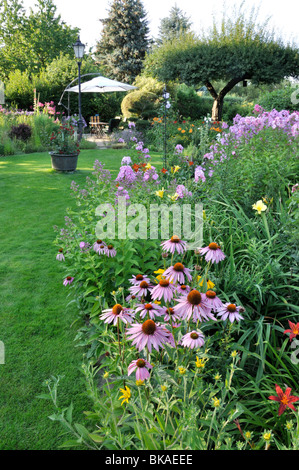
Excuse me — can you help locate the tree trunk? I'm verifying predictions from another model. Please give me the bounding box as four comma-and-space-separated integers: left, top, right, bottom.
211, 97, 224, 122
205, 76, 248, 122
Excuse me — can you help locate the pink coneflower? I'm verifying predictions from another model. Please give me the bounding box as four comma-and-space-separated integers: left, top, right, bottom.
201, 290, 223, 311
181, 330, 205, 349
163, 263, 192, 284
105, 244, 117, 257
199, 242, 226, 264
56, 248, 65, 261
126, 294, 137, 303
174, 290, 216, 322
175, 284, 191, 296
161, 326, 176, 347
161, 235, 188, 254
135, 302, 164, 319
217, 303, 244, 323
151, 279, 175, 303
100, 303, 133, 325
162, 306, 182, 323
93, 239, 107, 253
129, 274, 151, 285
126, 319, 170, 353
129, 281, 153, 298
63, 276, 74, 286
128, 358, 153, 380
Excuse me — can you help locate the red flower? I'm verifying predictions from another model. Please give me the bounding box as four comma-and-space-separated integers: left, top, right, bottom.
284, 320, 299, 341
161, 168, 168, 174
188, 161, 194, 166
268, 384, 299, 416
132, 163, 140, 172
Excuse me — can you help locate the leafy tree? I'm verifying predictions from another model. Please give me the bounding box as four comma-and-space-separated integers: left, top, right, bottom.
95, 0, 149, 83
143, 3, 299, 120
156, 4, 192, 44
0, 0, 79, 78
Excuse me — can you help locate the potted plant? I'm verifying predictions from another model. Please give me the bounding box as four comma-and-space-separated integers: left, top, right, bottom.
49, 123, 80, 172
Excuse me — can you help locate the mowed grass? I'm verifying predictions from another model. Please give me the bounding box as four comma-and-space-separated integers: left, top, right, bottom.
0, 148, 162, 450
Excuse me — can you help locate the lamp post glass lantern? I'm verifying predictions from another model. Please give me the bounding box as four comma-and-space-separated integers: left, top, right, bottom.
73, 36, 85, 141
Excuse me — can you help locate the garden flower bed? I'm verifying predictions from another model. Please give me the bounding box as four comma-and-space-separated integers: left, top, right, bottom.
43, 108, 299, 451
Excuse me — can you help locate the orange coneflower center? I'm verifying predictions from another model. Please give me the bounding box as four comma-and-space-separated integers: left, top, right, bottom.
159, 279, 170, 287
166, 307, 175, 315
59, 248, 63, 253
144, 304, 153, 310
142, 319, 156, 335
136, 359, 146, 368
190, 333, 199, 340
66, 276, 72, 281
136, 274, 144, 281
206, 290, 216, 299
227, 304, 237, 312
97, 240, 102, 244
208, 242, 220, 250
180, 285, 187, 290
107, 245, 114, 250
171, 235, 181, 243
112, 304, 123, 316
173, 263, 185, 272
100, 245, 105, 249
140, 281, 149, 288
187, 290, 202, 305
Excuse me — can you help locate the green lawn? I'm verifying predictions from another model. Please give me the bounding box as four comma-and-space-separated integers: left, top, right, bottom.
0, 148, 163, 450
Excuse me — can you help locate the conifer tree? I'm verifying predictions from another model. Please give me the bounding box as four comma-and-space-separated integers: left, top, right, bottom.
95, 0, 149, 83
156, 4, 192, 44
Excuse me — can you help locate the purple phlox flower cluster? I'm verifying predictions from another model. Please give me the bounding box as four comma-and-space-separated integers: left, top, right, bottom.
195, 109, 299, 183
121, 156, 133, 166
194, 166, 206, 183
143, 166, 159, 182
176, 184, 192, 199
128, 121, 136, 129
115, 186, 130, 205
175, 144, 184, 154
135, 141, 144, 151
116, 165, 137, 184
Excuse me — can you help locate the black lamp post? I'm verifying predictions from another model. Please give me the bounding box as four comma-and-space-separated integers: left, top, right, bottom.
162, 85, 170, 169
73, 35, 85, 141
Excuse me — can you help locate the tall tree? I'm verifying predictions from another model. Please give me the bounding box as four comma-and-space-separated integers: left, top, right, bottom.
144, 3, 299, 120
0, 0, 79, 78
156, 4, 192, 44
95, 0, 149, 83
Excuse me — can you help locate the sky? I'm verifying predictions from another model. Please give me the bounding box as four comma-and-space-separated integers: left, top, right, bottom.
21, 0, 299, 50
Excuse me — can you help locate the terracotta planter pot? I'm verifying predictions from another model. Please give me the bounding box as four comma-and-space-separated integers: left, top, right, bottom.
49, 152, 79, 172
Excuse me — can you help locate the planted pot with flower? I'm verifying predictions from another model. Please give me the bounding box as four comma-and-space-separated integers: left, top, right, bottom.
49, 123, 80, 172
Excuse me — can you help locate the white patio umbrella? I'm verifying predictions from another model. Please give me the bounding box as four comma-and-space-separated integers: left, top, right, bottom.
66, 75, 137, 93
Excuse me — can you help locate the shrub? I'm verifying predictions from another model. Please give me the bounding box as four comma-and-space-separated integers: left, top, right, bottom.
258, 86, 299, 112
121, 90, 160, 119
9, 123, 32, 141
